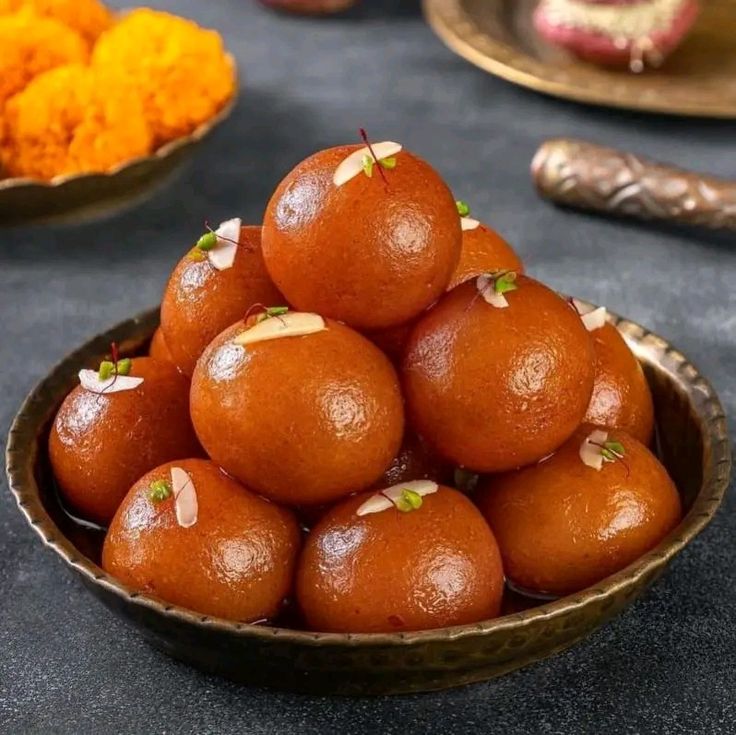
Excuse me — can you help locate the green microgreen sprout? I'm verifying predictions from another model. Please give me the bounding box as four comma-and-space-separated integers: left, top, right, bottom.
379, 156, 397, 170
116, 358, 131, 376
494, 270, 518, 296
149, 479, 172, 503
590, 438, 630, 476
98, 360, 114, 381
195, 231, 218, 251
395, 488, 423, 513
456, 200, 471, 217
361, 153, 375, 179
258, 305, 290, 322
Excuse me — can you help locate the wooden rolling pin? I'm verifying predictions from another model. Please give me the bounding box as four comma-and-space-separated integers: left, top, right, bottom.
531, 138, 736, 231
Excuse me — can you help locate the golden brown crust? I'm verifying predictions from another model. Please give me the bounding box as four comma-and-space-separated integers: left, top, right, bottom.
585, 323, 655, 444
190, 318, 404, 506
262, 146, 461, 330
148, 326, 174, 365
296, 486, 504, 632
103, 458, 301, 621
160, 226, 283, 377
49, 357, 202, 525
402, 276, 595, 472
476, 425, 682, 596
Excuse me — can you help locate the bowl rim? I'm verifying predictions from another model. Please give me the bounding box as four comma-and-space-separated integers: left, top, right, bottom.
0, 54, 238, 191
5, 305, 732, 647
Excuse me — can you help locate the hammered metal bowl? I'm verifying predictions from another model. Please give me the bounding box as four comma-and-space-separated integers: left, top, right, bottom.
5, 306, 731, 695
0, 58, 237, 226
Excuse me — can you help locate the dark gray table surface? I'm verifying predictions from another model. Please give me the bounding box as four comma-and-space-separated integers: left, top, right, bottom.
1, 1, 734, 733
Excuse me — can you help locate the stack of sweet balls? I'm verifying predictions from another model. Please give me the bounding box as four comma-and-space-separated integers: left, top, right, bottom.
49, 134, 682, 633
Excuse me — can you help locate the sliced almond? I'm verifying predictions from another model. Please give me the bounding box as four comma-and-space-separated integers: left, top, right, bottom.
476, 274, 509, 309
208, 217, 241, 271
579, 429, 609, 471
171, 466, 198, 528
333, 142, 403, 187
572, 298, 607, 332
78, 369, 143, 394
461, 217, 481, 231
233, 312, 327, 346
356, 480, 439, 517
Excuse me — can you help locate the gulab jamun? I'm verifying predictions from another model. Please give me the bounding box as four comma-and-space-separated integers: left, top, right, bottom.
160, 221, 283, 377
403, 274, 595, 472
573, 301, 654, 444
261, 139, 461, 330
148, 327, 174, 365
450, 204, 523, 289
476, 425, 682, 597
296, 482, 504, 632
49, 356, 201, 525
190, 311, 404, 506
103, 459, 301, 621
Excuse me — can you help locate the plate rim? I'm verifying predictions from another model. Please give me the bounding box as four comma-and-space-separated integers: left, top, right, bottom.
422, 0, 736, 119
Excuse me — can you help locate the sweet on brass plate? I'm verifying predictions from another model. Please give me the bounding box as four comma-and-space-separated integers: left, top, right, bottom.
423, 0, 736, 118
5, 307, 731, 695
0, 58, 238, 226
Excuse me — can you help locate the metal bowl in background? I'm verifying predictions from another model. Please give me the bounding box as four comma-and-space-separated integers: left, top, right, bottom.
423, 0, 736, 118
0, 58, 238, 227
4, 306, 731, 695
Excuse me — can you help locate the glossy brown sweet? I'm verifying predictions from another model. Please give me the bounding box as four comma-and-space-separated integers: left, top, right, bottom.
103, 459, 301, 621
297, 486, 504, 633
449, 223, 523, 289
148, 327, 174, 365
262, 145, 461, 330
375, 431, 452, 488
403, 276, 595, 472
585, 323, 655, 444
190, 318, 404, 506
49, 357, 201, 525
365, 321, 414, 365
160, 226, 283, 377
477, 425, 682, 597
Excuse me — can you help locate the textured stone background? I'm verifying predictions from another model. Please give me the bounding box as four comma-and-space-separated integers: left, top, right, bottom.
1, 1, 734, 733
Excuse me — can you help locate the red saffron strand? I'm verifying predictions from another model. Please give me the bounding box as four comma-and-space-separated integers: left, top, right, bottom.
359, 128, 388, 185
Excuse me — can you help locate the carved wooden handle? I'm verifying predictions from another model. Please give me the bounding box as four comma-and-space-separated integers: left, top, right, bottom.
531, 138, 736, 231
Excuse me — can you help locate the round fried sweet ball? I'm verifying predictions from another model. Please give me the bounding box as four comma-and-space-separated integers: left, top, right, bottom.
585, 322, 655, 444
160, 225, 283, 377
103, 459, 301, 622
403, 275, 595, 472
476, 425, 681, 597
296, 484, 504, 633
449, 220, 523, 289
49, 357, 201, 525
190, 314, 404, 506
262, 144, 461, 330
148, 327, 174, 366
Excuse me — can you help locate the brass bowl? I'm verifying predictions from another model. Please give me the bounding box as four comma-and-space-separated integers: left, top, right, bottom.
5, 306, 731, 695
423, 0, 736, 118
0, 57, 237, 226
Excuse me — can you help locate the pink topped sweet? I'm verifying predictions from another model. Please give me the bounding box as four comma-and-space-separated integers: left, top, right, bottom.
534, 0, 700, 71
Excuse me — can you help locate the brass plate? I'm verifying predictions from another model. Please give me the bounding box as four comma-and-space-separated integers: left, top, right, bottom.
0, 56, 238, 226
423, 0, 736, 118
5, 307, 732, 695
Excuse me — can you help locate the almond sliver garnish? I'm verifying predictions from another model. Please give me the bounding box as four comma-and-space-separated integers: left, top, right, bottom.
171, 466, 198, 528
78, 369, 143, 394
356, 480, 439, 517
476, 273, 509, 309
572, 298, 607, 331
461, 217, 480, 231
208, 217, 241, 271
233, 312, 326, 346
333, 142, 403, 187
579, 429, 609, 471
